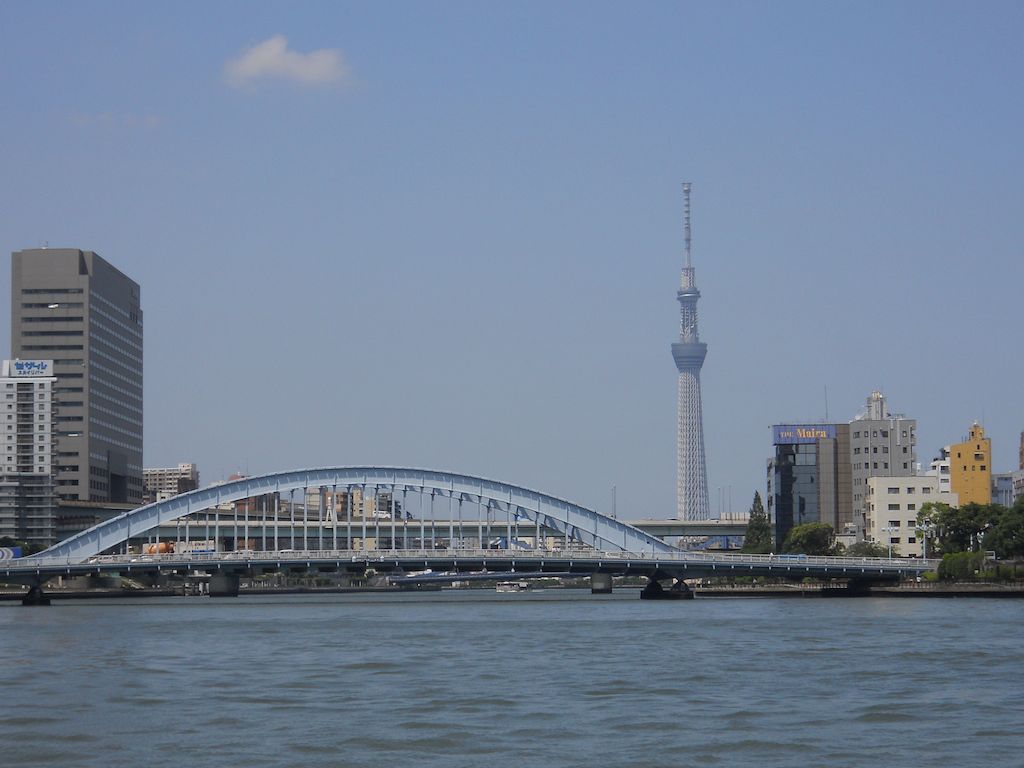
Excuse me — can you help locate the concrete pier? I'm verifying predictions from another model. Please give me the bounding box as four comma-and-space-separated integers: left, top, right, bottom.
209, 574, 240, 597
591, 573, 613, 594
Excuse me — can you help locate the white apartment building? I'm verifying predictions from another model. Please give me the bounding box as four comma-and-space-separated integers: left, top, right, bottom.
929, 452, 952, 494
0, 359, 57, 546
866, 474, 957, 557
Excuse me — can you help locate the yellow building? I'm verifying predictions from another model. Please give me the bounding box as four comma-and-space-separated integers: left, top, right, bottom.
948, 422, 992, 505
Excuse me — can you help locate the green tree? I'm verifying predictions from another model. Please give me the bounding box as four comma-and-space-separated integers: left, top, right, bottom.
781, 522, 836, 555
937, 551, 985, 581
842, 540, 889, 557
919, 502, 1003, 554
741, 491, 772, 554
983, 498, 1024, 559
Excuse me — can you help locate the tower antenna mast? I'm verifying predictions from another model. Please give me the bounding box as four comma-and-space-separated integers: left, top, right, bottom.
683, 182, 692, 268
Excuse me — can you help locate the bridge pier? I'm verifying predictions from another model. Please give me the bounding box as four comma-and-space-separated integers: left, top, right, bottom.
209, 573, 240, 598
640, 577, 693, 600
21, 584, 51, 606
845, 579, 874, 597
590, 573, 613, 594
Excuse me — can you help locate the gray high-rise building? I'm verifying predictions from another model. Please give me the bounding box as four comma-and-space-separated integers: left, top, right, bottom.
671, 184, 710, 520
848, 391, 916, 536
11, 249, 143, 504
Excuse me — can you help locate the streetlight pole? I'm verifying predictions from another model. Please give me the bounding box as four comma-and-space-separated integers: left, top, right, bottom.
881, 525, 896, 559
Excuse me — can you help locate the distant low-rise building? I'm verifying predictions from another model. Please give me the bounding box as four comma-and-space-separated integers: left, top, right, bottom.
1012, 469, 1024, 504
143, 463, 199, 503
992, 473, 1015, 507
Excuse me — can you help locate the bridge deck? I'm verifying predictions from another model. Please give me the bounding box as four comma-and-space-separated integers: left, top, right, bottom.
2, 548, 936, 583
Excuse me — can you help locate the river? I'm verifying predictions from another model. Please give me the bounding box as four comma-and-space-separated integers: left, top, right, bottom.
1, 590, 1021, 767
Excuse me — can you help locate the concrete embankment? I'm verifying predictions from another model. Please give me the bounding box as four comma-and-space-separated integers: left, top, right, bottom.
694, 583, 1024, 598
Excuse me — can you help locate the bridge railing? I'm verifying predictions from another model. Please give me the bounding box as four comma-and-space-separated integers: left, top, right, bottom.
3, 547, 938, 572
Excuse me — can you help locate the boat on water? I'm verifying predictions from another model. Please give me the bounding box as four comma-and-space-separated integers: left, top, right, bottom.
495, 580, 530, 593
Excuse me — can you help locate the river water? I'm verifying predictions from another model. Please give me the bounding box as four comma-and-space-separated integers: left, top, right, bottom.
1, 590, 1021, 767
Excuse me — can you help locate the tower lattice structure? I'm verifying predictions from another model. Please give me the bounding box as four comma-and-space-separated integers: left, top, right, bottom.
671, 183, 710, 520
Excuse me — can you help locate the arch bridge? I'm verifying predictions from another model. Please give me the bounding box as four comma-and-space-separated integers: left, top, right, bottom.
34, 466, 677, 564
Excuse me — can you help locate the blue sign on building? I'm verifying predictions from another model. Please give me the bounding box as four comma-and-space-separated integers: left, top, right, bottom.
773, 424, 836, 444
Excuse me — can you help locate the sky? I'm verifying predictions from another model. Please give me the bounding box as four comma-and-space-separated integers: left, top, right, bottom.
1, 1, 1021, 518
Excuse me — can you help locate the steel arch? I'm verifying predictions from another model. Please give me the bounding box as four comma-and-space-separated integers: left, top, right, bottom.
34, 466, 677, 563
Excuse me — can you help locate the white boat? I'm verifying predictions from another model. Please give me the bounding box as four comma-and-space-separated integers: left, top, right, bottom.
495, 580, 530, 593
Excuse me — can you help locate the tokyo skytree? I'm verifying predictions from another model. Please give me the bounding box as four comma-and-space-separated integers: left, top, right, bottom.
670, 183, 710, 520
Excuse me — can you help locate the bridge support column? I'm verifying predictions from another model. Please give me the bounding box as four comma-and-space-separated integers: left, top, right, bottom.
845, 579, 874, 597
640, 577, 693, 600
590, 573, 613, 594
209, 573, 240, 598
21, 584, 51, 606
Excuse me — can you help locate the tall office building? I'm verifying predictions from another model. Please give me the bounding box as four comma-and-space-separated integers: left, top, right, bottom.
848, 391, 917, 535
767, 424, 852, 547
671, 184, 710, 520
11, 249, 143, 504
0, 359, 57, 546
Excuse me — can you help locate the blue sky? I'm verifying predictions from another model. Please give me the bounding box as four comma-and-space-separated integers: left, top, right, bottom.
1, 1, 1021, 516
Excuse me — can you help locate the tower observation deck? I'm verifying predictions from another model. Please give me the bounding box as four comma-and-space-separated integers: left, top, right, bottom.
671, 183, 710, 520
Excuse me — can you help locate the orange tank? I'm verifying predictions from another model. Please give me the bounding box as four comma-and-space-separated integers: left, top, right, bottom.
145, 542, 175, 554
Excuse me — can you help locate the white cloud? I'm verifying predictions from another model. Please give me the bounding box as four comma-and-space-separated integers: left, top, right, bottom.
224, 36, 351, 90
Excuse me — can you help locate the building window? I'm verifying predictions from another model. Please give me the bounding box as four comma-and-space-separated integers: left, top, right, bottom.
906, 487, 915, 494
888, 507, 900, 513
881, 430, 889, 437
922, 487, 932, 494
907, 504, 916, 511
908, 537, 917, 544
